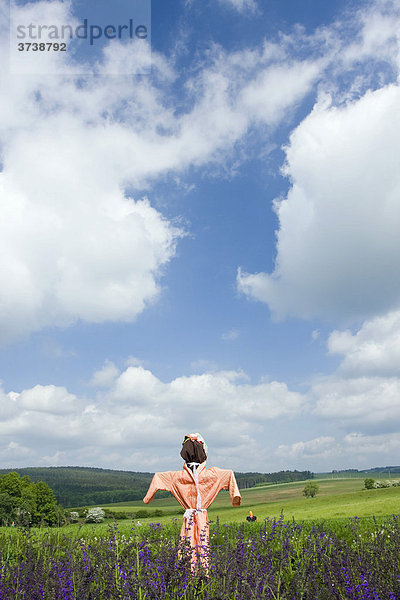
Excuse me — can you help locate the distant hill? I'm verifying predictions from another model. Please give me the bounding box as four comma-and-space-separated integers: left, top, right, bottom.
0, 466, 313, 508
317, 466, 400, 479
0, 467, 155, 508
234, 470, 313, 489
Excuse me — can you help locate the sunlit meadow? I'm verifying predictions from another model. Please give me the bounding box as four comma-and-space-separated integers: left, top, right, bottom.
1, 514, 399, 599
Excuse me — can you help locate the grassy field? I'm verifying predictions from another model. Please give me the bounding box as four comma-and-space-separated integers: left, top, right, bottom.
78, 477, 400, 527
1, 478, 399, 598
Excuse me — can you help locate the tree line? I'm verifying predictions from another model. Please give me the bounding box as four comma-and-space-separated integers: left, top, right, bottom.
235, 470, 313, 489
0, 471, 62, 526
0, 467, 156, 508
0, 467, 314, 508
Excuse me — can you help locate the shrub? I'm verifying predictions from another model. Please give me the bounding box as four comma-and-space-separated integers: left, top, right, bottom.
364, 478, 375, 489
134, 509, 150, 518
374, 481, 391, 489
303, 481, 320, 498
115, 512, 128, 520
85, 507, 105, 523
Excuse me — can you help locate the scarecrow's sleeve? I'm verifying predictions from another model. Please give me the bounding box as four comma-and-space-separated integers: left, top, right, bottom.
143, 471, 174, 504
227, 470, 241, 506
217, 468, 241, 507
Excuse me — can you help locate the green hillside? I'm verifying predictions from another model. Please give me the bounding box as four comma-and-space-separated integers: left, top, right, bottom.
93, 478, 400, 525
317, 466, 400, 479
0, 467, 155, 507
0, 467, 312, 508
3, 466, 396, 515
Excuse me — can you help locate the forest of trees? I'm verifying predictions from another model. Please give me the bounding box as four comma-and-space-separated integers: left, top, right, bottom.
0, 467, 314, 508
235, 470, 313, 489
0, 467, 156, 508
0, 471, 62, 526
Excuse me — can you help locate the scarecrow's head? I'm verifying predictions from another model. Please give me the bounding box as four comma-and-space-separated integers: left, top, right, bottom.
180, 432, 207, 464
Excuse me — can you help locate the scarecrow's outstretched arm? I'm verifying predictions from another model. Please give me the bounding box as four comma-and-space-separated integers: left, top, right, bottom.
227, 470, 241, 506
143, 471, 173, 504
216, 468, 241, 506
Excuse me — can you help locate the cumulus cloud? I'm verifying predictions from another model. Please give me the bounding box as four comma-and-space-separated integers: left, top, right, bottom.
3, 1, 400, 474
0, 364, 305, 470
276, 302, 400, 469
276, 436, 336, 461
341, 0, 400, 69
238, 82, 400, 321
8, 0, 393, 346
238, 2, 400, 323
276, 430, 400, 470
90, 361, 121, 388
328, 310, 400, 377
0, 0, 328, 344
343, 431, 400, 457
307, 308, 400, 435
18, 385, 78, 415
312, 375, 400, 431
0, 1, 182, 343
2, 326, 399, 470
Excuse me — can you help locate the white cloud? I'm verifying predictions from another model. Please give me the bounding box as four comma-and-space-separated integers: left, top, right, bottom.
238, 81, 400, 321
343, 431, 400, 456
240, 61, 320, 122
0, 1, 327, 344
341, 0, 400, 70
307, 309, 400, 434
0, 0, 398, 350
238, 3, 400, 323
2, 1, 400, 475
328, 310, 400, 377
90, 361, 121, 388
273, 302, 400, 470
312, 375, 400, 430
276, 436, 336, 461
1, 329, 399, 470
0, 441, 31, 462
0, 365, 304, 470
0, 1, 185, 344
0, 170, 181, 342
275, 431, 400, 470
18, 384, 78, 415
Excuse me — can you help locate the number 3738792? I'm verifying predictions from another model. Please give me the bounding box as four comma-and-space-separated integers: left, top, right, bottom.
18, 42, 67, 51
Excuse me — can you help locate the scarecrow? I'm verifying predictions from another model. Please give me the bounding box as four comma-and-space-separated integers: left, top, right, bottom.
143, 433, 241, 566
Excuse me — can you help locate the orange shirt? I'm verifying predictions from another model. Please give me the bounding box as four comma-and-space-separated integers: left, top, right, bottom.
143, 462, 241, 564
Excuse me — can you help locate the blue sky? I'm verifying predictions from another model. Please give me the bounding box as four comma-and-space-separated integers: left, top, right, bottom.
1, 0, 400, 473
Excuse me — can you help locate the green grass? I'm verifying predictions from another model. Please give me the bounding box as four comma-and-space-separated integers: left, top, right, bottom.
2, 478, 399, 541
208, 478, 400, 522
72, 477, 400, 528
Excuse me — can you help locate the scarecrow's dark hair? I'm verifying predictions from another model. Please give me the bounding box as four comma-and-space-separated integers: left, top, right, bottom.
180, 436, 207, 464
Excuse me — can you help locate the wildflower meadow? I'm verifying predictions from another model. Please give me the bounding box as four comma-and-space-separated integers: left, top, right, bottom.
0, 514, 399, 599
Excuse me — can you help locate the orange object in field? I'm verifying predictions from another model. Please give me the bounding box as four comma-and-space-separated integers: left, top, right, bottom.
143, 458, 241, 568
246, 510, 257, 522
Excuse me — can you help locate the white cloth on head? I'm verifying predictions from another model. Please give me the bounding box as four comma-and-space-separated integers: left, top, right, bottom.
186, 433, 208, 457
